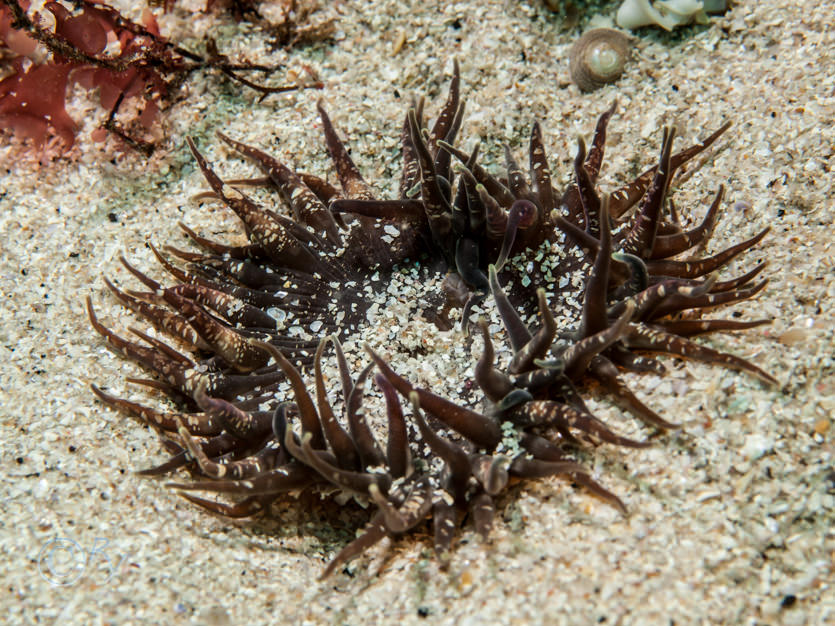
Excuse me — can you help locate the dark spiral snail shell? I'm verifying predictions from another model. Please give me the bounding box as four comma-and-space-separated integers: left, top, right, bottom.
569, 28, 632, 92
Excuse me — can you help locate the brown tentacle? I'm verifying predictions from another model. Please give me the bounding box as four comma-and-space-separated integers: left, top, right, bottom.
624, 324, 778, 385
649, 186, 723, 259
317, 100, 373, 200
645, 228, 769, 279
368, 348, 502, 450
320, 516, 387, 579
649, 318, 770, 337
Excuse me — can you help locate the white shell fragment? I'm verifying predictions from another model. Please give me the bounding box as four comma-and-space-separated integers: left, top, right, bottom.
616, 0, 719, 31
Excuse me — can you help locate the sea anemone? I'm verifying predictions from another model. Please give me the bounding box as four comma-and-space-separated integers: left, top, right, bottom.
88, 60, 774, 578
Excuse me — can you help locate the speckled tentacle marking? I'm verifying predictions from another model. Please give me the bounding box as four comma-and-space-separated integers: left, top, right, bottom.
88, 62, 775, 577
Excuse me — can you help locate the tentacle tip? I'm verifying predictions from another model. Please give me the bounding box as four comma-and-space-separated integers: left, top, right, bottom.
85, 295, 102, 328
408, 391, 420, 407
475, 532, 492, 545
318, 561, 339, 581
363, 343, 383, 363
760, 372, 780, 387
89, 383, 110, 402
460, 317, 474, 337
497, 389, 533, 412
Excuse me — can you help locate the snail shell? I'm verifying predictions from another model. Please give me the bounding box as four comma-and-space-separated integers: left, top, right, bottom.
569, 28, 632, 93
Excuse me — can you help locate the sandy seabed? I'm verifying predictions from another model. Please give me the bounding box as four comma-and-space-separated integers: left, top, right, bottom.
1, 1, 833, 624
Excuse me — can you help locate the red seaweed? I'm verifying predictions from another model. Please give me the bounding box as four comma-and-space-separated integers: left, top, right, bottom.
0, 0, 321, 157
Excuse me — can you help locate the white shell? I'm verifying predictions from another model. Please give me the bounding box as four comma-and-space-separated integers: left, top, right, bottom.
616, 0, 711, 31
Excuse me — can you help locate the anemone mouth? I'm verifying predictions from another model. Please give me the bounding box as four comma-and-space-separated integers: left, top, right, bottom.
87, 60, 774, 578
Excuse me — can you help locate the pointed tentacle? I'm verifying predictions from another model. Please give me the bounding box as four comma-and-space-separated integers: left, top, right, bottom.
375, 373, 412, 480
432, 499, 457, 568
710, 261, 768, 293
407, 392, 472, 503
508, 288, 557, 375
320, 516, 388, 580
512, 401, 651, 448
647, 227, 771, 278
439, 140, 515, 207
317, 100, 373, 199
285, 431, 391, 495
176, 494, 273, 518
588, 356, 680, 430
623, 324, 777, 384
173, 416, 281, 479
168, 463, 313, 495
368, 348, 502, 449
619, 126, 676, 258
649, 318, 770, 337
495, 199, 538, 271
572, 137, 602, 236
347, 364, 386, 468
529, 121, 555, 212
369, 478, 433, 534
650, 186, 723, 259
427, 58, 461, 153
584, 100, 618, 182
488, 264, 533, 353
103, 277, 210, 352
474, 321, 515, 403
87, 296, 193, 390
91, 384, 222, 436
313, 337, 360, 470
609, 121, 731, 219
580, 194, 613, 339
252, 340, 326, 449
564, 299, 636, 379
647, 279, 768, 320
215, 132, 342, 245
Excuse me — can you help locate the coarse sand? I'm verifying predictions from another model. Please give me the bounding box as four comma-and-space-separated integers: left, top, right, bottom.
1, 1, 832, 624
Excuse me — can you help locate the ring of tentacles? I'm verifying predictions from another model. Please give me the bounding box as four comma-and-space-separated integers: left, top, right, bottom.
88, 61, 776, 578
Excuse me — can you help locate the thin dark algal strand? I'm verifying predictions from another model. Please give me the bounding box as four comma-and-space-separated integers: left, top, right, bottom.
88, 60, 775, 578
